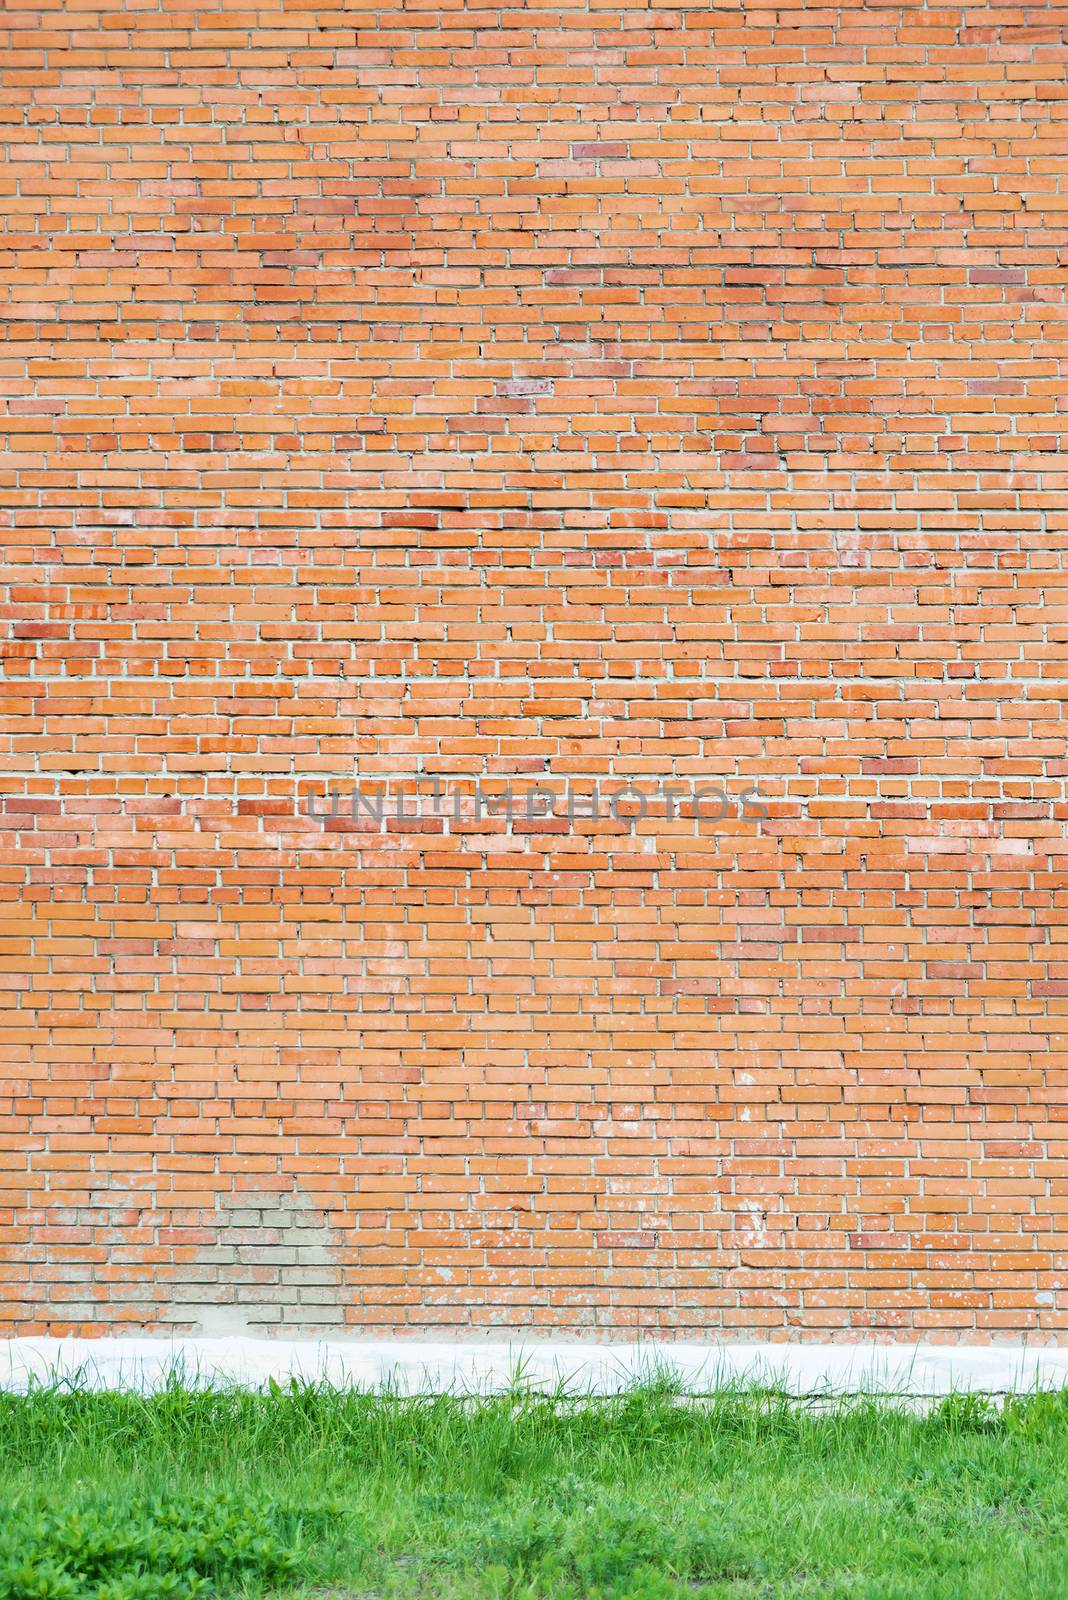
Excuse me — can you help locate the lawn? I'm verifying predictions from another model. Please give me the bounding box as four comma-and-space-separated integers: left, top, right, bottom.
0, 1378, 1065, 1600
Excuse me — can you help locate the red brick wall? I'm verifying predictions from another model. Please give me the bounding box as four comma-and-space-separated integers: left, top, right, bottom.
2, 0, 1067, 1340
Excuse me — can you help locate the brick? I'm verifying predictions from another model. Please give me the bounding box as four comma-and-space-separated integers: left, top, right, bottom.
0, 0, 1066, 1342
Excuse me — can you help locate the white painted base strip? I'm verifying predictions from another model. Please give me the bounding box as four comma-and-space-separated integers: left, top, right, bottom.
1, 1337, 1067, 1397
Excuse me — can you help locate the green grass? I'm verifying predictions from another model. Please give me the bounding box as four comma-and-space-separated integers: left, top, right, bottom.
0, 1378, 1065, 1600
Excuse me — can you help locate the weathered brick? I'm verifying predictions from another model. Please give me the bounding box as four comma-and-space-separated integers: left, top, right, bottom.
0, 0, 1066, 1342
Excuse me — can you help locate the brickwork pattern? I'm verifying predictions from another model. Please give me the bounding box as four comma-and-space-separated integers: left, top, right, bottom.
2, 1, 1067, 1338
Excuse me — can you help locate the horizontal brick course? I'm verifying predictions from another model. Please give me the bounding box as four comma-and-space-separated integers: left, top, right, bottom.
0, 0, 1066, 1339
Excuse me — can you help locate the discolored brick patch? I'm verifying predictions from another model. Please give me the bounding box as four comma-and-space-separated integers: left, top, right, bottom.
164, 1187, 350, 1336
